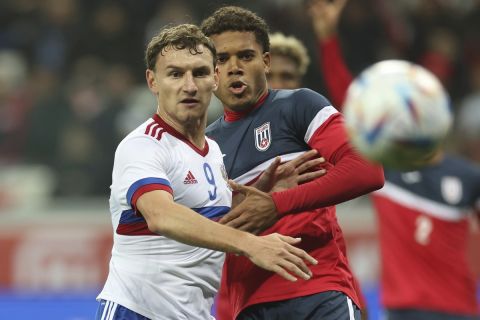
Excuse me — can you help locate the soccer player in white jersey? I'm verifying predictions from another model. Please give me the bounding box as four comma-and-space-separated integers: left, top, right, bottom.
95, 24, 318, 320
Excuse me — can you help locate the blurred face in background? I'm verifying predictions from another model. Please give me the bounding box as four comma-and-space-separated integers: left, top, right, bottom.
146, 45, 217, 128
267, 54, 302, 89
211, 31, 270, 112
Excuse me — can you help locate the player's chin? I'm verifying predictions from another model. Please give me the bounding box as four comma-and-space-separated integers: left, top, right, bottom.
230, 92, 253, 106
229, 100, 251, 112
182, 108, 206, 120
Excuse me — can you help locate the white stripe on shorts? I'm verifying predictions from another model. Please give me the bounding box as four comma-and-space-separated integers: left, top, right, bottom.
100, 301, 110, 320
108, 302, 118, 320
347, 297, 355, 320
102, 301, 116, 320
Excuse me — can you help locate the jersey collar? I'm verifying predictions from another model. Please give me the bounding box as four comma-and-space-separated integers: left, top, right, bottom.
152, 114, 210, 157
223, 90, 269, 122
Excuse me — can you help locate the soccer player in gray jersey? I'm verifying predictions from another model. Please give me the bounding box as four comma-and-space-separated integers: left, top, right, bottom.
201, 6, 384, 320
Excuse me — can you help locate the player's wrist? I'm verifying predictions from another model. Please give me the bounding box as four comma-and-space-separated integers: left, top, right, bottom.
270, 192, 287, 217
318, 34, 339, 48
251, 178, 269, 193
236, 232, 258, 258
314, 23, 337, 41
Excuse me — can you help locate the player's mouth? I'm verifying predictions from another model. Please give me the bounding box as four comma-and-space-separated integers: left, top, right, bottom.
228, 81, 247, 95
180, 98, 200, 107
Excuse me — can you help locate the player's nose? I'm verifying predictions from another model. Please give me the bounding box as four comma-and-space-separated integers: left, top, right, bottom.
182, 73, 198, 94
227, 57, 243, 76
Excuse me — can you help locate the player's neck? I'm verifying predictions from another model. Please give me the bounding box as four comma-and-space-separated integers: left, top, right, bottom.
223, 89, 269, 122
156, 111, 207, 149
183, 120, 207, 148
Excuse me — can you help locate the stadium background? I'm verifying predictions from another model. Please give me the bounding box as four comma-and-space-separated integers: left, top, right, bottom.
0, 0, 479, 319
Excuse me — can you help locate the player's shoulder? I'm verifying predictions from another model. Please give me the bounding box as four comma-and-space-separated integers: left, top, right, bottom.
271, 88, 331, 107
206, 117, 222, 137
268, 89, 336, 121
116, 118, 170, 156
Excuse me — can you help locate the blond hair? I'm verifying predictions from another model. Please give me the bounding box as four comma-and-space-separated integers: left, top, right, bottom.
269, 32, 310, 76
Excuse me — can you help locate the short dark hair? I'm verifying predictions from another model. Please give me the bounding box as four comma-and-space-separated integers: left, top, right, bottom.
200, 6, 270, 53
145, 24, 216, 70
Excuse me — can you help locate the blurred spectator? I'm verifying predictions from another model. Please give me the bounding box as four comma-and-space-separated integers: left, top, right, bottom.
457, 91, 480, 163
455, 59, 480, 163
74, 2, 144, 77
0, 50, 31, 163
267, 32, 310, 89
144, 0, 197, 41
35, 0, 81, 73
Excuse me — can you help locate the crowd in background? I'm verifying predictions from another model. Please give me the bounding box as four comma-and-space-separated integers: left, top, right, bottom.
1, 0, 480, 199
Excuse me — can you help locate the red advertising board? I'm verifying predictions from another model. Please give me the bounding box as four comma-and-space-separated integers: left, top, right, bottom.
0, 222, 478, 290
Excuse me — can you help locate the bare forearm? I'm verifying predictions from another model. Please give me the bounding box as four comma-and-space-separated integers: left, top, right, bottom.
136, 191, 317, 282
138, 193, 253, 255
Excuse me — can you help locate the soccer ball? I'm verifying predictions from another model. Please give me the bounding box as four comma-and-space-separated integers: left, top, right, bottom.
343, 60, 452, 169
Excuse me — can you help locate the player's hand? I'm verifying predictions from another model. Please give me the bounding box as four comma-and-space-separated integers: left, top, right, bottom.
254, 149, 327, 193
245, 233, 318, 282
308, 0, 348, 40
220, 181, 277, 234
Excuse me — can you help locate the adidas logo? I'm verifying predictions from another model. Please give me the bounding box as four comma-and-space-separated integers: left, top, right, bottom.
184, 171, 198, 184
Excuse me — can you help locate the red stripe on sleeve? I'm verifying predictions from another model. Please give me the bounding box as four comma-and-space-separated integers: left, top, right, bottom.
116, 222, 158, 236
131, 184, 173, 215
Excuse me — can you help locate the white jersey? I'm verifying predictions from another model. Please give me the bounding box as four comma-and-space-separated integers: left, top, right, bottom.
97, 114, 232, 319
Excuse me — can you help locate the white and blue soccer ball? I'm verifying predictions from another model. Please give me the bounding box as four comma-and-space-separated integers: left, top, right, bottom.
343, 60, 452, 169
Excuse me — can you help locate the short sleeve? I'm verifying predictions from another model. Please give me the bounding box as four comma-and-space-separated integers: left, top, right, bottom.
113, 136, 173, 212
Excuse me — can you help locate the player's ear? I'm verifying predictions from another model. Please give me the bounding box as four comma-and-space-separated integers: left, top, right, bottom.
263, 52, 271, 73
213, 69, 219, 91
213, 66, 220, 91
146, 69, 157, 93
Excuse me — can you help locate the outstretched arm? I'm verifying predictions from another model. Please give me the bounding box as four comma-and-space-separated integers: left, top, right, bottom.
136, 190, 317, 281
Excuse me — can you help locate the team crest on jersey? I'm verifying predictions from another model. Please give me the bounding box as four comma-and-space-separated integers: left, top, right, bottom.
441, 176, 462, 205
254, 122, 271, 151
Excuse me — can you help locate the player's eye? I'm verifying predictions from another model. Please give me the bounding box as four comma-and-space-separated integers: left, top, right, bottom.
240, 52, 254, 61
193, 69, 209, 77
168, 70, 183, 78
216, 56, 228, 64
